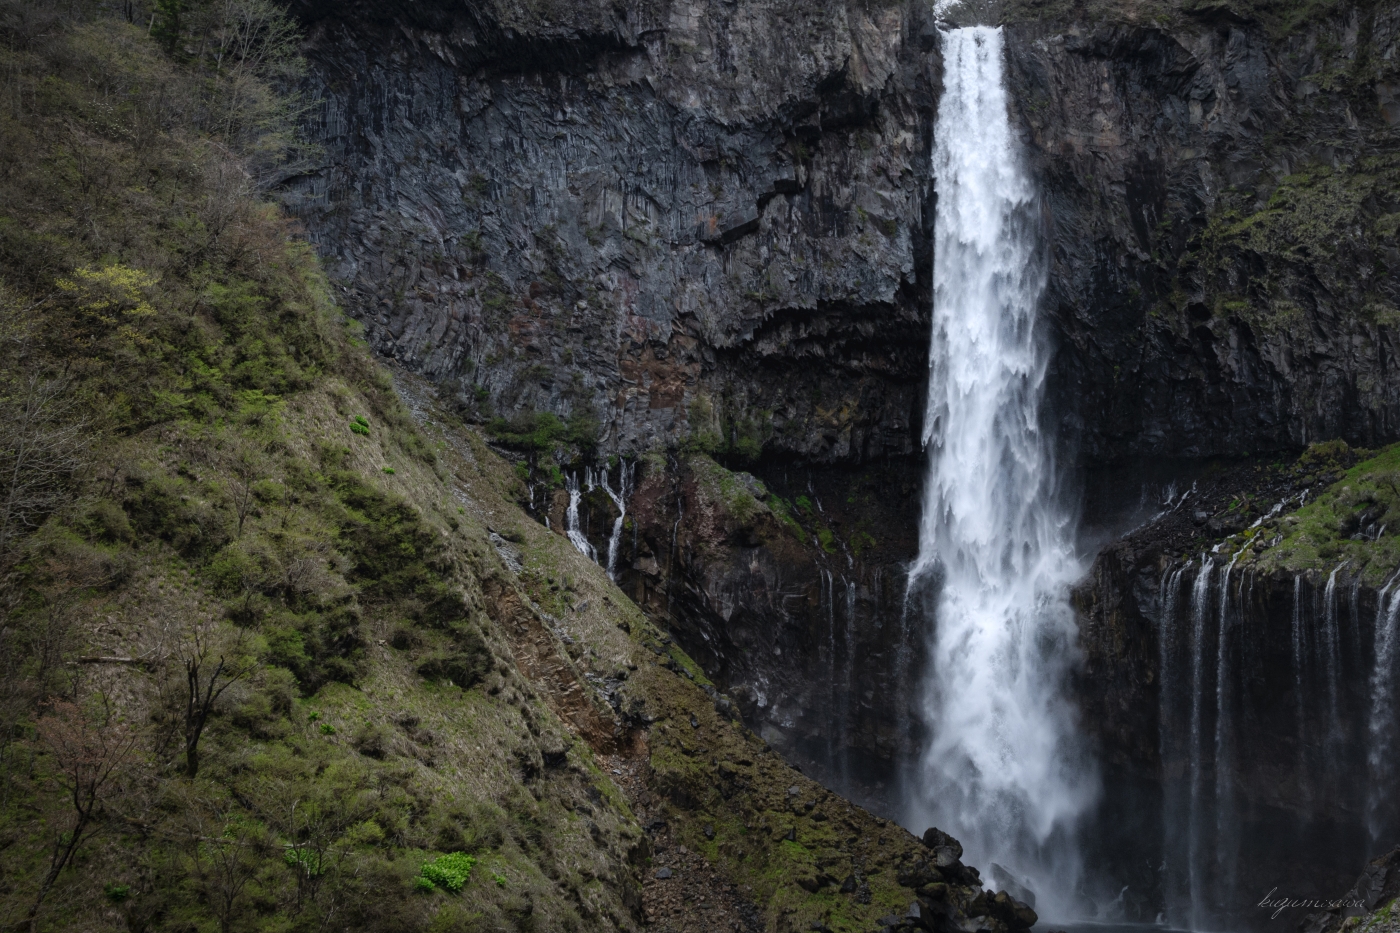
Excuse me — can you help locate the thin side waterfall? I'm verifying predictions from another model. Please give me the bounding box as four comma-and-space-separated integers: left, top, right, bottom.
842, 577, 856, 788
565, 472, 597, 563
1324, 565, 1345, 775
1158, 566, 1188, 919
1367, 572, 1400, 840
904, 26, 1095, 918
823, 569, 837, 771
600, 460, 634, 580
1213, 553, 1244, 919
1186, 557, 1213, 932
1153, 555, 1400, 928
1292, 575, 1309, 802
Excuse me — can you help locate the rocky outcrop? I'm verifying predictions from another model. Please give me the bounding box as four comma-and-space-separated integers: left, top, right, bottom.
1301, 847, 1400, 933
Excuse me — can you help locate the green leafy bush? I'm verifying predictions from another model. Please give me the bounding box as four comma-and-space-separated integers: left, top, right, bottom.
417, 852, 477, 892
284, 847, 325, 878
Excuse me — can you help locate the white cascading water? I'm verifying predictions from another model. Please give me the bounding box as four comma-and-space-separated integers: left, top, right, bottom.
905, 26, 1095, 919
599, 461, 634, 581
565, 472, 597, 563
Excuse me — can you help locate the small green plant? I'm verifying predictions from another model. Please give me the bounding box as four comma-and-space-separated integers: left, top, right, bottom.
794, 495, 813, 515
350, 416, 370, 436
493, 871, 506, 887
382, 467, 395, 475
284, 848, 325, 878
416, 852, 477, 892
307, 711, 320, 721
319, 722, 336, 735
103, 883, 131, 902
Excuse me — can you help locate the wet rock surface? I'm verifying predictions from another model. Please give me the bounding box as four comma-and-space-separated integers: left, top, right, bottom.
1072, 442, 1400, 927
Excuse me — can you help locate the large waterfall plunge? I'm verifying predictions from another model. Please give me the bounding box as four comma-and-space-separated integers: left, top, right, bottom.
904, 26, 1096, 917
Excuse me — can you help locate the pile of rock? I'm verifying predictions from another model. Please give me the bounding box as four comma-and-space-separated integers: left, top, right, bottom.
884, 828, 1038, 933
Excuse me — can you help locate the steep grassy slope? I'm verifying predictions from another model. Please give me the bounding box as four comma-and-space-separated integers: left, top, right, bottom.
0, 5, 647, 929
0, 6, 1027, 933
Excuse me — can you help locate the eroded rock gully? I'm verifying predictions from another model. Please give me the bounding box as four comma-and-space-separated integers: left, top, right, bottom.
284, 0, 1400, 922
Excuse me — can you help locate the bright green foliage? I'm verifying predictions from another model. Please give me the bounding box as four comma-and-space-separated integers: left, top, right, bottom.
416, 852, 477, 893
283, 848, 325, 878
1254, 442, 1400, 583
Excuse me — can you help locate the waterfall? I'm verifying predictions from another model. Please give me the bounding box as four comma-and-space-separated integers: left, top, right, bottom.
599, 460, 633, 581
1367, 571, 1400, 840
904, 26, 1094, 918
1292, 575, 1310, 802
842, 576, 856, 788
1158, 566, 1189, 919
565, 472, 597, 563
1324, 565, 1345, 775
1186, 557, 1213, 931
823, 569, 837, 772
1153, 548, 1400, 927
1213, 553, 1244, 921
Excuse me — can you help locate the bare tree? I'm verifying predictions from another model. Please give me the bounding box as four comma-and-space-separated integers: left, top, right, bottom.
27, 697, 137, 931
229, 456, 258, 539
180, 794, 272, 933
0, 367, 86, 564
181, 623, 252, 778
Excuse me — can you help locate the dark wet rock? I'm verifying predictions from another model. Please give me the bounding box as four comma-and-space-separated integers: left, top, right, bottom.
919, 827, 962, 859
1300, 847, 1400, 933
896, 858, 942, 888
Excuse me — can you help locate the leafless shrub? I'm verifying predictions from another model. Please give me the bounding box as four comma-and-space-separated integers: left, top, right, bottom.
27, 696, 137, 931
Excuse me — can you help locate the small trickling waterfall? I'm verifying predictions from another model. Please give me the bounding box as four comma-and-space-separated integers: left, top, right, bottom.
564, 472, 597, 562
1155, 559, 1400, 929
563, 463, 633, 572
1367, 572, 1400, 840
599, 461, 634, 581
904, 25, 1094, 919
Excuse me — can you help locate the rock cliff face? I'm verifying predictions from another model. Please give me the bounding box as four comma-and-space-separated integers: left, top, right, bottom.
286, 0, 940, 463
1006, 12, 1400, 461
283, 0, 1400, 922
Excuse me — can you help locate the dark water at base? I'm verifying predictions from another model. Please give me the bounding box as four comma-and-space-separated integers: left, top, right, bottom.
1046, 924, 1230, 933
